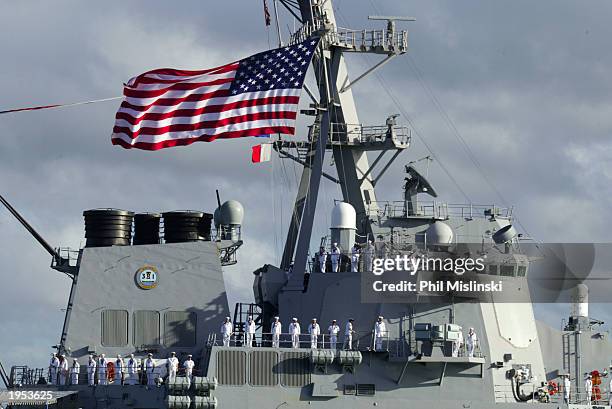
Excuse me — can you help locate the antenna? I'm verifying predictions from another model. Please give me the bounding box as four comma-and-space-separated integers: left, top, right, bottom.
216, 189, 222, 208
0, 193, 70, 272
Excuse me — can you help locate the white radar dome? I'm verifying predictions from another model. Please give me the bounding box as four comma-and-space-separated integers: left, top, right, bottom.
218, 200, 244, 225
331, 202, 356, 230
425, 221, 454, 245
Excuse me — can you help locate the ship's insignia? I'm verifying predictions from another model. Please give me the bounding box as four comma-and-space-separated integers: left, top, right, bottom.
135, 265, 159, 289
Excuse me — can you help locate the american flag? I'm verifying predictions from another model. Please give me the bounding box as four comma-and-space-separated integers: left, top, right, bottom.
112, 38, 320, 150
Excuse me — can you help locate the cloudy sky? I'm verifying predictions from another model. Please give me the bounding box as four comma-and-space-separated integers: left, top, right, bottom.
1, 0, 611, 371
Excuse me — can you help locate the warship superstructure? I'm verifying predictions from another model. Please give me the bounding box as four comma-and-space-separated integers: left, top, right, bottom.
1, 1, 611, 409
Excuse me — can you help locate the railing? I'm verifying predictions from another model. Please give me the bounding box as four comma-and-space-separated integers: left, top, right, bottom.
329, 123, 411, 146
9, 366, 45, 386
367, 201, 514, 220
329, 27, 408, 53
493, 384, 604, 405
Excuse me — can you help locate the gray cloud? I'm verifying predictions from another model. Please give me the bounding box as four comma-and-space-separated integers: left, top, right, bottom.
1, 0, 611, 370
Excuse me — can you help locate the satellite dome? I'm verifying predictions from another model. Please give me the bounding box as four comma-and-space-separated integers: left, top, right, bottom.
425, 221, 454, 245
331, 202, 356, 230
218, 200, 244, 225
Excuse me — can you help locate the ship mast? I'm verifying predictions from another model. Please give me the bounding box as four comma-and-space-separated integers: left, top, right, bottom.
275, 0, 413, 273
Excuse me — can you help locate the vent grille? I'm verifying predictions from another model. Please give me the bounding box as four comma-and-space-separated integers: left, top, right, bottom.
133, 310, 160, 346
343, 384, 356, 395
101, 309, 128, 347
280, 352, 311, 387
216, 350, 247, 385
249, 351, 279, 386
164, 311, 197, 347
356, 384, 376, 396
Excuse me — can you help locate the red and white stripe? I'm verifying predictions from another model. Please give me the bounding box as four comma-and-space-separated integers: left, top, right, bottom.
111, 63, 300, 150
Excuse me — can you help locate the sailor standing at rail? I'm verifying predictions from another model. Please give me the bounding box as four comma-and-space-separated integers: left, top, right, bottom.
87, 355, 96, 386
115, 355, 124, 385
466, 328, 478, 357
452, 331, 463, 357
585, 374, 593, 404
145, 353, 156, 387
221, 317, 233, 347
317, 246, 328, 273
183, 355, 195, 386
246, 316, 256, 347
344, 319, 355, 350
167, 352, 179, 383
97, 354, 108, 385
58, 354, 68, 385
330, 243, 341, 272
126, 354, 137, 385
374, 316, 386, 351
351, 244, 360, 272
289, 318, 301, 349
70, 358, 80, 385
563, 374, 571, 404
271, 316, 282, 348
49, 353, 59, 385
308, 318, 321, 349
328, 320, 340, 349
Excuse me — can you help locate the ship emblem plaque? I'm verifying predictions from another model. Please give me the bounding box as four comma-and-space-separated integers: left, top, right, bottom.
135, 265, 159, 290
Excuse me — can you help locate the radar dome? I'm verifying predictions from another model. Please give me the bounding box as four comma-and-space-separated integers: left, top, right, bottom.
425, 221, 453, 245
218, 200, 244, 225
331, 202, 356, 230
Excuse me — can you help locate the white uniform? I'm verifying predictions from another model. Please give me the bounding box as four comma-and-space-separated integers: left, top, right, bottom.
351, 247, 360, 272
585, 378, 593, 403
183, 359, 195, 381
563, 376, 571, 403
167, 356, 179, 383
308, 323, 321, 349
70, 362, 80, 385
115, 358, 124, 384
49, 356, 59, 385
246, 319, 256, 347
145, 358, 156, 386
609, 376, 612, 403
330, 246, 341, 272
328, 324, 340, 349
87, 358, 96, 386
466, 330, 478, 357
374, 321, 386, 351
271, 321, 282, 347
452, 332, 463, 357
221, 322, 233, 347
289, 322, 301, 349
58, 358, 68, 385
318, 250, 328, 273
97, 357, 108, 385
126, 358, 138, 385
344, 322, 354, 350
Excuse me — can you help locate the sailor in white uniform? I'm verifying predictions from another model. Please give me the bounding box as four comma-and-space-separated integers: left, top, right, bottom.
87, 355, 96, 386
167, 352, 179, 383
58, 354, 68, 385
328, 320, 340, 349
452, 331, 463, 357
585, 375, 593, 404
351, 244, 360, 272
245, 316, 256, 347
363, 240, 375, 272
288, 318, 301, 349
330, 243, 341, 272
70, 359, 80, 385
115, 355, 124, 385
308, 318, 321, 349
145, 353, 156, 387
318, 247, 328, 273
49, 353, 59, 385
344, 319, 355, 350
183, 355, 195, 386
126, 354, 138, 385
374, 316, 386, 351
271, 316, 282, 347
97, 354, 108, 385
563, 374, 571, 404
466, 328, 478, 358
221, 317, 233, 347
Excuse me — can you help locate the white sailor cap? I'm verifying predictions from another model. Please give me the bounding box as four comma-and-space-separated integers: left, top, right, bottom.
187, 354, 193, 358
312, 318, 317, 321
248, 316, 253, 320
117, 354, 121, 358
147, 353, 153, 356
274, 316, 280, 320
171, 352, 176, 355
378, 316, 383, 319
100, 353, 105, 357
292, 317, 298, 321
